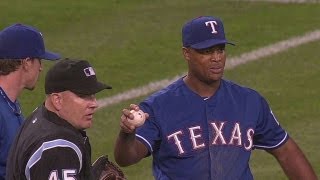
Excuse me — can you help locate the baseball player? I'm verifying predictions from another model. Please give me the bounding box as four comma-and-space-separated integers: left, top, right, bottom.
0, 23, 60, 180
6, 59, 112, 180
114, 16, 317, 179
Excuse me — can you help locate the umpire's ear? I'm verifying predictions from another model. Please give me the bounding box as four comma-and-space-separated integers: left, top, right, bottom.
48, 93, 63, 111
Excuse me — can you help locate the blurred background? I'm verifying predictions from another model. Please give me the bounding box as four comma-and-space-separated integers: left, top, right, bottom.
1, 0, 319, 179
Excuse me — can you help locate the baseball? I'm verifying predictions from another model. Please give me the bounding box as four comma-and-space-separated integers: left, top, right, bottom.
129, 110, 146, 127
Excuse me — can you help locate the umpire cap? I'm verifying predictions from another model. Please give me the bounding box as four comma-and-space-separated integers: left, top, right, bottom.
45, 59, 112, 95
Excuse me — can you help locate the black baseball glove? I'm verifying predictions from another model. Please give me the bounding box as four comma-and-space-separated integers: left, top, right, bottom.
92, 155, 126, 180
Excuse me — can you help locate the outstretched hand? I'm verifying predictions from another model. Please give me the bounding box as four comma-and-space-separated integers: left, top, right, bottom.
120, 104, 149, 134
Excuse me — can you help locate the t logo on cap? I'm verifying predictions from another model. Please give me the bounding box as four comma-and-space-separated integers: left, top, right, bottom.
182, 16, 235, 50
205, 21, 218, 34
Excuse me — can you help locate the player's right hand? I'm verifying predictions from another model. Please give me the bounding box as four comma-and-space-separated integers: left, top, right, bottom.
120, 104, 148, 133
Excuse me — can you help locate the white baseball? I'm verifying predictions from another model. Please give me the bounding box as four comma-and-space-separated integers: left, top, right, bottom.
129, 110, 146, 126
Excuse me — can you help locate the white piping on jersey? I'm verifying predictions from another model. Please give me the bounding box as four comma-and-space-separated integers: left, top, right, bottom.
25, 139, 82, 180
270, 110, 280, 125
253, 132, 288, 149
136, 134, 153, 152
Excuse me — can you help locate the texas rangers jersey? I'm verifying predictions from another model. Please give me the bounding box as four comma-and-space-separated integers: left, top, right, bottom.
0, 87, 23, 180
136, 78, 288, 180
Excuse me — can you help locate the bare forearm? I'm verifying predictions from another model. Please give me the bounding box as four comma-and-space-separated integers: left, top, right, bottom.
114, 131, 146, 167
269, 138, 317, 180
278, 150, 316, 179
115, 105, 149, 167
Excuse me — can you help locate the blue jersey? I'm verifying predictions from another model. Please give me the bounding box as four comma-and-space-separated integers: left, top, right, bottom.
0, 87, 23, 179
136, 78, 288, 180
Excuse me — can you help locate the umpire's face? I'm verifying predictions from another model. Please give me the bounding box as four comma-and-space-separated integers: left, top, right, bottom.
55, 90, 98, 130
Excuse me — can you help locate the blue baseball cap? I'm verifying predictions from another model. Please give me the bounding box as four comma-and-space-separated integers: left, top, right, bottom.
0, 23, 61, 60
182, 16, 234, 50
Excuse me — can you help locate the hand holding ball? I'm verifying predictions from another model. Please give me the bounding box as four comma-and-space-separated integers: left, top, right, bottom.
129, 110, 146, 127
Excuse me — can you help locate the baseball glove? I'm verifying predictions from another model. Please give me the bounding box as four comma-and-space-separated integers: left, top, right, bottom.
92, 155, 126, 180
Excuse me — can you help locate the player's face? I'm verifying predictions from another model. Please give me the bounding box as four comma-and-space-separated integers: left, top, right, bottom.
58, 91, 98, 130
183, 44, 226, 84
24, 58, 43, 90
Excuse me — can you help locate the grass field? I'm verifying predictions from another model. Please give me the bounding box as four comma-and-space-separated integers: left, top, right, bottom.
1, 0, 319, 179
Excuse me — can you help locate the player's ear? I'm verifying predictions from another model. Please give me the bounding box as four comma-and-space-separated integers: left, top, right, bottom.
182, 47, 191, 61
21, 57, 32, 71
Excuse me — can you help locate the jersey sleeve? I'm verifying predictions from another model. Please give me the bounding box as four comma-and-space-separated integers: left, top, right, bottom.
25, 139, 83, 180
0, 114, 5, 180
135, 101, 161, 155
253, 96, 289, 149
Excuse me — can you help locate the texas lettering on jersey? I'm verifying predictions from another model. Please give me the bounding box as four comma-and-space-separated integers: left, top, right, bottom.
135, 79, 288, 179
167, 121, 254, 155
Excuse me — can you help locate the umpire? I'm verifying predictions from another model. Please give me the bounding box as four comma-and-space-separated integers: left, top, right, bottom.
6, 59, 112, 180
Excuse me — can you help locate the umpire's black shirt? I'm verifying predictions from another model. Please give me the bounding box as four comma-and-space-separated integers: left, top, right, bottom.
6, 105, 92, 180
